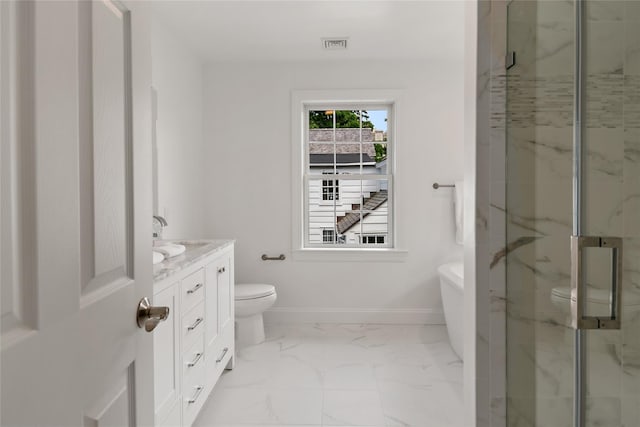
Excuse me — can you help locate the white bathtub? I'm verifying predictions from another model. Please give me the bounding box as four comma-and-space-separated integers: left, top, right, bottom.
438, 261, 464, 360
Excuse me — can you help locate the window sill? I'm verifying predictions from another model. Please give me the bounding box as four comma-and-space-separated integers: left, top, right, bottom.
291, 248, 408, 262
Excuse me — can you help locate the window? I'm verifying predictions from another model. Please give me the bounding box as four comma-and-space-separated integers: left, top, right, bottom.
359, 235, 386, 245
322, 173, 339, 201
302, 101, 393, 249
322, 229, 335, 243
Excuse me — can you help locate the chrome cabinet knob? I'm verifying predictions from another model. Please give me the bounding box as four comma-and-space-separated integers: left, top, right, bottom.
136, 297, 170, 332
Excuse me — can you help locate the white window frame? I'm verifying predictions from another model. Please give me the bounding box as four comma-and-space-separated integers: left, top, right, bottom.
291, 89, 407, 261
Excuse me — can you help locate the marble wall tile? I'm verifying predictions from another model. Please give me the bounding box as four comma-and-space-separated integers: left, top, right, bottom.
622, 238, 640, 396
492, 75, 507, 129
506, 126, 573, 238
585, 397, 622, 427
585, 74, 624, 127
506, 18, 574, 78
490, 202, 506, 244
490, 307, 506, 398
625, 76, 640, 128
507, 396, 572, 427
477, 4, 497, 425
623, 237, 640, 296
585, 22, 625, 74
623, 131, 640, 237
622, 396, 640, 427
586, 1, 625, 22
622, 312, 640, 397
584, 331, 624, 398
491, 397, 507, 427
582, 128, 625, 236
626, 0, 640, 20
625, 19, 640, 75
506, 77, 574, 127
478, 143, 492, 245
531, 323, 574, 397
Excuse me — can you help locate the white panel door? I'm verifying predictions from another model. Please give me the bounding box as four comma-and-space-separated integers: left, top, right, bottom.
0, 1, 154, 425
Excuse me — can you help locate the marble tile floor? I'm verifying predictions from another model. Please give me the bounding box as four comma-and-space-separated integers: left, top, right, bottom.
194, 323, 464, 427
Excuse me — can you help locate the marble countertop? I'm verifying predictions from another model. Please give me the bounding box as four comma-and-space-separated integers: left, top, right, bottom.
153, 239, 234, 283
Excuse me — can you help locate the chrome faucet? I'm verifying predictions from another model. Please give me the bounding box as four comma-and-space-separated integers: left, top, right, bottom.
152, 215, 168, 238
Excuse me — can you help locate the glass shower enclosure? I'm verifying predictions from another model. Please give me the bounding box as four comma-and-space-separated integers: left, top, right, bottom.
506, 1, 640, 426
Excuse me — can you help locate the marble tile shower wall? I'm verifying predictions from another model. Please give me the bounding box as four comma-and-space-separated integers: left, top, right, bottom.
475, 1, 507, 426
477, 1, 640, 427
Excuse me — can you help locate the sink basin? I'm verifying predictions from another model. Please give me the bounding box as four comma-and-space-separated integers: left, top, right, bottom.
153, 251, 165, 265
154, 243, 186, 258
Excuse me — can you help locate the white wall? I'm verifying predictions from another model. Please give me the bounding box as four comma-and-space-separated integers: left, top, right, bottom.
203, 60, 464, 322
151, 19, 205, 239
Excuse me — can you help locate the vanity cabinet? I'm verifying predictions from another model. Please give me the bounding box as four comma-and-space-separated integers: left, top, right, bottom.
152, 241, 235, 427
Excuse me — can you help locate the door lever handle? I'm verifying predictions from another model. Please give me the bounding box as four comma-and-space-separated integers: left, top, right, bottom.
137, 297, 170, 332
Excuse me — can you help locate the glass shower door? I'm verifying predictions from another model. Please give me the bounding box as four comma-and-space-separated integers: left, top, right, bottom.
506, 1, 640, 426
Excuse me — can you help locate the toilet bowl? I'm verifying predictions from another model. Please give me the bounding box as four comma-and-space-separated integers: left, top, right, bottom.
438, 261, 464, 360
235, 284, 277, 346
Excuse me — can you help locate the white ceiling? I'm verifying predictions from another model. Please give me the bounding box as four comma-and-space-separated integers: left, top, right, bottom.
150, 1, 465, 63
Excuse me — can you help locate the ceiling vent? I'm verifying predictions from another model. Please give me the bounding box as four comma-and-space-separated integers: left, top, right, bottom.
322, 38, 348, 50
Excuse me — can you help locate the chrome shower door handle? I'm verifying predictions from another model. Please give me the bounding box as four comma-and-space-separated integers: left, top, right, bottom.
570, 236, 623, 330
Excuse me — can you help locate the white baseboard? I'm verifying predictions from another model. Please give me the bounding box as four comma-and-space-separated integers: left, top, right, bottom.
263, 307, 445, 325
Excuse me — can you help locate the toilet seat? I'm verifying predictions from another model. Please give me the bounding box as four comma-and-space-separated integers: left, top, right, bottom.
235, 284, 276, 301
551, 286, 640, 307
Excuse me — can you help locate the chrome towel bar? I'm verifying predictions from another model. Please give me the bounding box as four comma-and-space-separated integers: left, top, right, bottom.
432, 182, 455, 189
261, 254, 286, 261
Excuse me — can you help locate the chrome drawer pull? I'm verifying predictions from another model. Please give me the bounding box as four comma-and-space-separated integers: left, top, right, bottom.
186, 283, 203, 294
187, 386, 204, 404
187, 317, 203, 331
216, 347, 229, 363
187, 352, 203, 368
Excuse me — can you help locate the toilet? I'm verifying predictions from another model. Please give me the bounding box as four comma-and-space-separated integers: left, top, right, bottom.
234, 284, 277, 346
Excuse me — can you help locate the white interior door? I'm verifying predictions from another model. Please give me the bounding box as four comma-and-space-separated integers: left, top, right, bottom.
1, 1, 154, 425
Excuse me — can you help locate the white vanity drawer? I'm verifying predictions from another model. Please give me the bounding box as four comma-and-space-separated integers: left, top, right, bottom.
182, 359, 206, 427
206, 319, 234, 389
181, 302, 204, 351
181, 268, 205, 313
182, 335, 205, 379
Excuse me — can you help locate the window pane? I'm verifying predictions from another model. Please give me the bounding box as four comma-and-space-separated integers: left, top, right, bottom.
308, 143, 336, 173
308, 179, 338, 245
367, 109, 388, 164
367, 109, 388, 141
359, 179, 389, 244
332, 110, 363, 143
309, 110, 334, 130
309, 110, 334, 145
